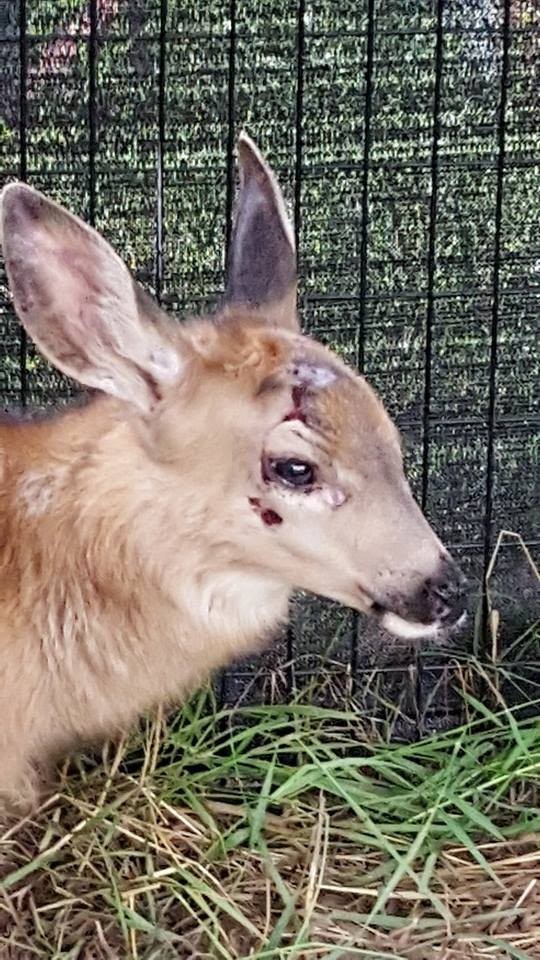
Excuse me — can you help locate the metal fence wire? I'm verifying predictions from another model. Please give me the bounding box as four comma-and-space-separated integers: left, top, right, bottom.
0, 0, 538, 734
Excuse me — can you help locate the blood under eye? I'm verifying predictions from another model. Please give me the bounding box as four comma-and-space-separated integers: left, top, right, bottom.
267, 458, 315, 488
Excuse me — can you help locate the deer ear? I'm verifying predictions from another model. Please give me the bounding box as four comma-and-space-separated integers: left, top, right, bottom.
223, 133, 299, 332
0, 183, 182, 414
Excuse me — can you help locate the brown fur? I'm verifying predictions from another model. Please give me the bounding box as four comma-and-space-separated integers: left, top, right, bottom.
0, 136, 465, 808
0, 326, 292, 801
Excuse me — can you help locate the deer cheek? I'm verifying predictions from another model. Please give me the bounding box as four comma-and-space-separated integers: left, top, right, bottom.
261, 509, 283, 526
249, 497, 283, 527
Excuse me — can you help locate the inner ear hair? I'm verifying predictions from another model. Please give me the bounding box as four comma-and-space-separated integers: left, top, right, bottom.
220, 134, 299, 332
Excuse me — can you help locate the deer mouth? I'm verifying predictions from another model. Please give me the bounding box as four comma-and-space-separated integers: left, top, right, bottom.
370, 602, 468, 641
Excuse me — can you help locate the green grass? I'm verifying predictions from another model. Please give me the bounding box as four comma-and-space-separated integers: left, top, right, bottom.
0, 661, 539, 959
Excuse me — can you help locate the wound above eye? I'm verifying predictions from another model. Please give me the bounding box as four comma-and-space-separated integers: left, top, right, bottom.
282, 384, 307, 423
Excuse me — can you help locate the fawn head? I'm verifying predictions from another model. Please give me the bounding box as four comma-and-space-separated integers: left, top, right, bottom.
0, 135, 466, 641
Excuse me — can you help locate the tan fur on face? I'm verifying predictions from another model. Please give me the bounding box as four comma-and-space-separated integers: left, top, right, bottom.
0, 384, 290, 807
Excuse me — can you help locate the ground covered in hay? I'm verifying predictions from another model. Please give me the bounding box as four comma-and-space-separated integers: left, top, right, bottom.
0, 654, 539, 960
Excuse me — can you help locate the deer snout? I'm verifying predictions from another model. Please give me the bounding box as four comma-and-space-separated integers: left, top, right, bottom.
405, 559, 467, 628
372, 558, 468, 641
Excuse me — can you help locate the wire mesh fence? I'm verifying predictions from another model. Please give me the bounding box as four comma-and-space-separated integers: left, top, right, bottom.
0, 0, 538, 732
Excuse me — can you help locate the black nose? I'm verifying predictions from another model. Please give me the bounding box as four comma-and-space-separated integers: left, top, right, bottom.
406, 559, 467, 627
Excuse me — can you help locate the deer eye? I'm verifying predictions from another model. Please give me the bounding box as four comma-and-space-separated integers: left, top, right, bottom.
267, 458, 315, 487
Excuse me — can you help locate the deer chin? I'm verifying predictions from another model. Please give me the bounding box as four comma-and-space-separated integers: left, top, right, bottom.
375, 608, 468, 642
341, 590, 452, 640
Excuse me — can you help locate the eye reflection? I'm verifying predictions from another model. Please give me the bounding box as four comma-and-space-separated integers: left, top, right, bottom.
266, 458, 315, 488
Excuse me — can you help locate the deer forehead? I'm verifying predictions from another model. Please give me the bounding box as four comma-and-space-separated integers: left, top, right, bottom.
264, 419, 322, 459
314, 373, 398, 437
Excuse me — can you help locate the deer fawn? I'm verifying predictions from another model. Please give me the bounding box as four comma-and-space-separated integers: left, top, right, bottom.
0, 135, 466, 808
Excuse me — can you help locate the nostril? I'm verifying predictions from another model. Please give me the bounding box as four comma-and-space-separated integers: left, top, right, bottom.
432, 580, 454, 603
434, 594, 459, 623
431, 562, 468, 603
419, 561, 468, 626
430, 566, 468, 628
424, 575, 451, 602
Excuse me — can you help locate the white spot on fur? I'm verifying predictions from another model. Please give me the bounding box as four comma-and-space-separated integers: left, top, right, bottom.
321, 487, 347, 509
18, 468, 66, 518
148, 346, 182, 382
188, 568, 289, 645
379, 609, 467, 641
93, 374, 124, 398
292, 361, 337, 390
379, 611, 442, 641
